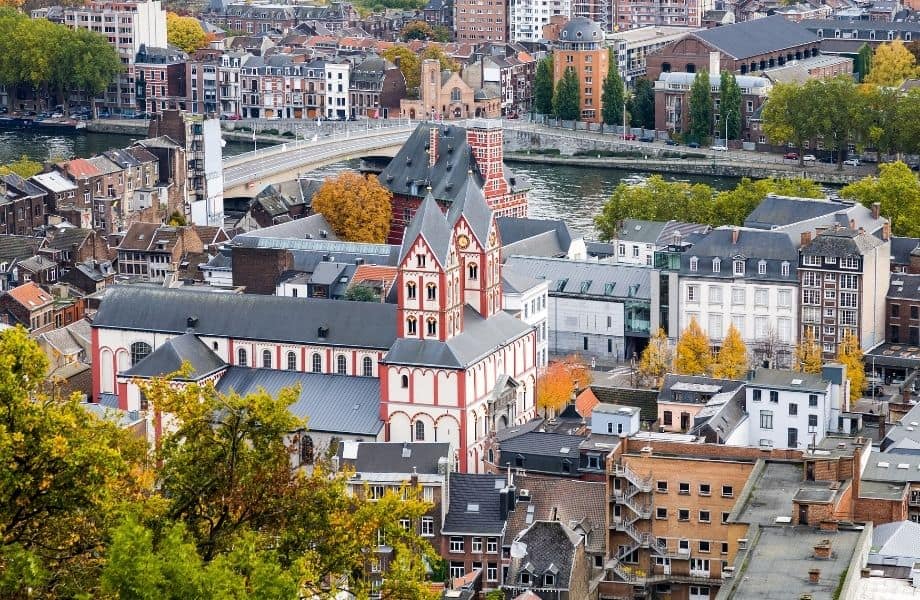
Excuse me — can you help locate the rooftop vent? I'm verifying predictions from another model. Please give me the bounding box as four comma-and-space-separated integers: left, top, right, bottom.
466, 503, 479, 512
187, 315, 198, 328
791, 378, 803, 385
317, 326, 329, 339
401, 442, 411, 458
878, 461, 890, 468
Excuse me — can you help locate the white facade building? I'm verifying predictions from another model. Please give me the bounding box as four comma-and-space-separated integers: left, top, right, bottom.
324, 61, 350, 120
502, 270, 550, 367
611, 218, 708, 266
607, 26, 700, 84
508, 0, 572, 43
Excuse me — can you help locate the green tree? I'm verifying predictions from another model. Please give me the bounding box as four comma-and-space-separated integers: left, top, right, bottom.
553, 66, 581, 121
710, 177, 823, 227
895, 88, 920, 157
167, 210, 187, 226
719, 70, 742, 141
840, 161, 920, 237
762, 80, 821, 167
344, 284, 380, 302
534, 55, 554, 115
712, 324, 748, 379
601, 49, 625, 126
858, 85, 899, 160
400, 20, 434, 40
674, 317, 712, 376
855, 43, 873, 82
865, 39, 918, 86
431, 25, 451, 42
629, 77, 655, 129
594, 175, 714, 239
814, 76, 862, 169
0, 154, 42, 178
688, 70, 713, 143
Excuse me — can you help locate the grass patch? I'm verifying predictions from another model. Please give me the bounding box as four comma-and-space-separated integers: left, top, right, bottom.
833, 567, 848, 600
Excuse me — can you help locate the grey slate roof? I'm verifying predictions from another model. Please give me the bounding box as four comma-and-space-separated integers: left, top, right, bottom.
681, 227, 798, 282
215, 367, 383, 436
505, 521, 581, 590
503, 256, 652, 300
744, 195, 841, 230
443, 472, 508, 535
888, 274, 920, 301
501, 268, 545, 294
352, 442, 450, 474
399, 190, 453, 266
497, 217, 574, 250
869, 521, 920, 567
447, 171, 493, 247
749, 368, 827, 393
0, 235, 43, 262
614, 219, 669, 244
559, 16, 604, 43
122, 332, 227, 380
93, 285, 397, 349
659, 373, 745, 403
499, 431, 586, 457
801, 228, 884, 258
383, 306, 531, 369
861, 449, 920, 484
889, 236, 920, 266
692, 15, 818, 60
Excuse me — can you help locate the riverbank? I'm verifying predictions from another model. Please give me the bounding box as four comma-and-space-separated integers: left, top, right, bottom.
504, 152, 863, 185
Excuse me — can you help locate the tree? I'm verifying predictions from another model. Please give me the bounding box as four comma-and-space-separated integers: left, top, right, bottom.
762, 81, 820, 167
344, 284, 379, 302
840, 161, 920, 237
601, 49, 625, 126
688, 70, 713, 143
719, 70, 742, 141
858, 84, 900, 160
0, 154, 42, 178
629, 77, 655, 129
794, 330, 822, 374
674, 317, 712, 376
166, 12, 207, 53
837, 331, 865, 406
421, 45, 459, 72
559, 353, 593, 390
865, 39, 918, 86
814, 76, 863, 169
710, 177, 823, 227
168, 210, 187, 226
382, 46, 421, 93
638, 328, 671, 388
536, 362, 574, 417
594, 175, 714, 238
431, 25, 451, 42
553, 66, 580, 121
855, 43, 873, 82
0, 326, 145, 598
312, 171, 392, 243
400, 20, 434, 41
534, 56, 554, 115
712, 324, 748, 379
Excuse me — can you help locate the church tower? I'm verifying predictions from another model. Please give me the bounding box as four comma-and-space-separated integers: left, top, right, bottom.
448, 170, 502, 319
466, 119, 508, 204
396, 190, 464, 341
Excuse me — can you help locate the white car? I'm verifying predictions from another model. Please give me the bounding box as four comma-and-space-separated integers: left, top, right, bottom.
843, 158, 860, 166
802, 154, 817, 162
711, 145, 728, 152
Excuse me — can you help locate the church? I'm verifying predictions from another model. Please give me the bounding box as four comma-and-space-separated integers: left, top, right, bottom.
90, 171, 539, 473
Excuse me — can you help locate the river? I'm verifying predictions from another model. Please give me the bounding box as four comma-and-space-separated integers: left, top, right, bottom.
0, 128, 736, 238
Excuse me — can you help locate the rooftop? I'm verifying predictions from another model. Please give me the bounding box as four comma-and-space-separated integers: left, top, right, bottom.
692, 15, 819, 60
748, 368, 828, 393
349, 441, 450, 475
735, 461, 803, 527
503, 256, 651, 300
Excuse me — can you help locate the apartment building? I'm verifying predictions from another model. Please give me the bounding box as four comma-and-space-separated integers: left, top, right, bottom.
135, 44, 188, 115
553, 18, 608, 123
509, 0, 571, 43
607, 26, 699, 85
612, 0, 711, 30
501, 268, 550, 367
455, 0, 508, 43
324, 60, 351, 120
0, 174, 47, 236
886, 274, 920, 346
349, 55, 406, 119
610, 219, 708, 267
798, 226, 891, 357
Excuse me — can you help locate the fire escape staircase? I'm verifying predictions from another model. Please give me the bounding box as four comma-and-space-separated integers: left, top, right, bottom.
609, 463, 670, 585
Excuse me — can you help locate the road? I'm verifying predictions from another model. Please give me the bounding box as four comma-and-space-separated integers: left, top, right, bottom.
222, 128, 413, 189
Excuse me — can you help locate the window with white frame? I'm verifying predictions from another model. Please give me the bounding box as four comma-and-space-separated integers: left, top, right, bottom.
731, 287, 745, 305
754, 288, 768, 307
732, 315, 745, 332
472, 537, 483, 553
755, 316, 767, 338
840, 273, 858, 289
450, 537, 464, 552
778, 290, 791, 308
778, 318, 792, 343
687, 285, 698, 302
709, 314, 723, 340
421, 517, 434, 536
803, 272, 821, 287
839, 292, 858, 308
733, 260, 745, 276
781, 261, 790, 277
712, 258, 721, 272
760, 410, 773, 429
487, 537, 498, 553
757, 260, 767, 275
487, 563, 498, 582
709, 286, 723, 304
803, 289, 820, 305
840, 256, 858, 269
690, 256, 698, 272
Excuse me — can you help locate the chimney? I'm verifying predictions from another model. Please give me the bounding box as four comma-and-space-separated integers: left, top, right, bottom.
410, 466, 419, 488
849, 218, 856, 230
429, 126, 438, 167
858, 227, 865, 235
883, 222, 891, 241
732, 227, 740, 244
809, 569, 821, 584
801, 231, 812, 247
499, 488, 509, 521
813, 540, 832, 560
815, 226, 827, 237
871, 202, 881, 220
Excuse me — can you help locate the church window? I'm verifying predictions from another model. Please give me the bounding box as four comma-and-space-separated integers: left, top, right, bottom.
427, 283, 437, 300
262, 349, 272, 368
417, 255, 426, 268
362, 356, 373, 377
407, 281, 416, 299
312, 352, 322, 372
407, 316, 418, 335
415, 420, 425, 441
237, 347, 248, 366
468, 263, 478, 280
336, 354, 347, 374
401, 374, 409, 388
451, 87, 461, 102
427, 318, 437, 336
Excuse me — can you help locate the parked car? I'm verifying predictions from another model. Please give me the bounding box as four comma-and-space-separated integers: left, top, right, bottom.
843, 158, 860, 166
783, 152, 799, 160
639, 135, 655, 143
665, 139, 679, 146
622, 133, 637, 141
687, 141, 700, 148
802, 154, 817, 162
711, 145, 728, 152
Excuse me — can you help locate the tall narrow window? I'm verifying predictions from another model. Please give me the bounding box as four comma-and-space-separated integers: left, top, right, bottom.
468, 263, 478, 280
262, 349, 272, 368
300, 434, 314, 464
312, 352, 322, 372
362, 356, 373, 377
401, 374, 409, 388
407, 282, 416, 299
238, 347, 248, 366
427, 283, 437, 301
415, 420, 425, 441
407, 316, 417, 335
287, 351, 297, 370
336, 355, 347, 375
427, 318, 437, 336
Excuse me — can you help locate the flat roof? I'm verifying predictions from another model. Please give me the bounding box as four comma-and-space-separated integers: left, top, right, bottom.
607, 25, 698, 44
859, 480, 907, 501
736, 462, 803, 526
854, 577, 920, 600
731, 526, 863, 599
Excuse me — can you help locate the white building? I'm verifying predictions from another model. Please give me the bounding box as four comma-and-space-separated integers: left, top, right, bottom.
324, 61, 350, 120
502, 269, 550, 367
508, 0, 572, 43
610, 218, 708, 266
590, 403, 640, 436
607, 26, 700, 85
745, 365, 847, 450
679, 227, 799, 367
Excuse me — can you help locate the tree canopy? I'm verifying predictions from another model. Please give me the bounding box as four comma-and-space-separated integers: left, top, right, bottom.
712, 325, 748, 379
837, 331, 865, 406
719, 70, 742, 141
534, 56, 554, 115
794, 330, 822, 375
312, 171, 392, 243
840, 161, 920, 237
865, 39, 918, 86
688, 70, 713, 143
382, 45, 457, 97
601, 49, 625, 126
638, 328, 671, 388
166, 12, 208, 53
629, 78, 655, 129
674, 318, 712, 376
553, 66, 580, 121
0, 154, 43, 178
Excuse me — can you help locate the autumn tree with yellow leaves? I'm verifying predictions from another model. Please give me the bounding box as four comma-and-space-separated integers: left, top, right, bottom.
865, 39, 919, 87
537, 355, 593, 417
638, 328, 671, 388
837, 331, 866, 407
674, 317, 712, 376
312, 171, 393, 243
167, 12, 209, 53
712, 324, 749, 379
794, 330, 823, 374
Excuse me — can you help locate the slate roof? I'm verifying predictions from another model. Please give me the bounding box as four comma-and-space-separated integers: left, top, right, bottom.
559, 16, 604, 43
692, 15, 818, 60
888, 274, 920, 301
890, 236, 920, 266
351, 442, 450, 474
869, 521, 920, 567
31, 171, 77, 194
18, 254, 57, 273
38, 318, 91, 357
122, 333, 228, 380
501, 269, 545, 295
447, 171, 492, 247
2, 173, 46, 198
859, 449, 920, 484
505, 521, 581, 590
383, 305, 531, 369
659, 373, 745, 403
802, 228, 884, 257
399, 190, 453, 266
497, 217, 574, 250
216, 367, 383, 436
44, 227, 94, 251
92, 286, 397, 349
0, 235, 43, 262
443, 472, 509, 535
503, 256, 652, 300
749, 367, 827, 393
614, 219, 669, 244
499, 431, 586, 457
744, 195, 842, 229
680, 227, 799, 281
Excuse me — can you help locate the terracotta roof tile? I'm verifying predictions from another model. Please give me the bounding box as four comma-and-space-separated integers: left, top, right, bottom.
64, 158, 101, 180
7, 281, 53, 309
576, 387, 599, 418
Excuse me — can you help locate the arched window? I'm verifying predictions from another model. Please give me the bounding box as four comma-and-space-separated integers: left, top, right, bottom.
468, 263, 478, 280
426, 283, 437, 301
362, 356, 373, 377
262, 349, 272, 368
130, 341, 152, 366
336, 354, 347, 374
407, 316, 417, 335
287, 351, 297, 370
406, 281, 416, 299
427, 318, 437, 336
401, 374, 409, 388
429, 70, 435, 84
689, 256, 698, 272
300, 434, 314, 465
415, 420, 425, 441
451, 87, 461, 102
237, 347, 248, 366
312, 352, 322, 373
712, 258, 721, 273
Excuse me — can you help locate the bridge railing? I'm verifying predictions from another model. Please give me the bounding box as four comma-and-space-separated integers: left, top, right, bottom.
222, 119, 415, 167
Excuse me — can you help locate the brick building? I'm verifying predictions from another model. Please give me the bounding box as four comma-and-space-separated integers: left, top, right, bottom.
0, 282, 55, 333
454, 0, 507, 43
0, 174, 47, 236
400, 59, 501, 121
116, 222, 206, 282
886, 273, 920, 346
552, 17, 608, 123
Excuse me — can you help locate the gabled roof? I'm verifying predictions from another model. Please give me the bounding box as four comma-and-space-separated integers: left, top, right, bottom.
398, 190, 453, 267
870, 521, 920, 565
31, 171, 77, 194
501, 268, 545, 295
2, 173, 46, 198
503, 256, 652, 300
6, 281, 53, 309
443, 472, 508, 535
499, 431, 586, 458
350, 442, 450, 475
63, 158, 101, 180
0, 235, 43, 262
447, 170, 492, 247
122, 332, 227, 380
744, 195, 842, 229
18, 254, 57, 273
801, 228, 884, 257
692, 15, 818, 60
506, 521, 581, 590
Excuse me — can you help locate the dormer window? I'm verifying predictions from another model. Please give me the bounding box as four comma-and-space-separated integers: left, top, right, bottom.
758, 260, 767, 275
781, 261, 790, 277
689, 256, 698, 272
734, 260, 745, 276
712, 258, 721, 273
520, 572, 531, 585
544, 574, 555, 586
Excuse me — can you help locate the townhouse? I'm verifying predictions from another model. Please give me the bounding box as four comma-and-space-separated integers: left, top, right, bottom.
609, 218, 708, 267
0, 281, 55, 334
0, 174, 47, 236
